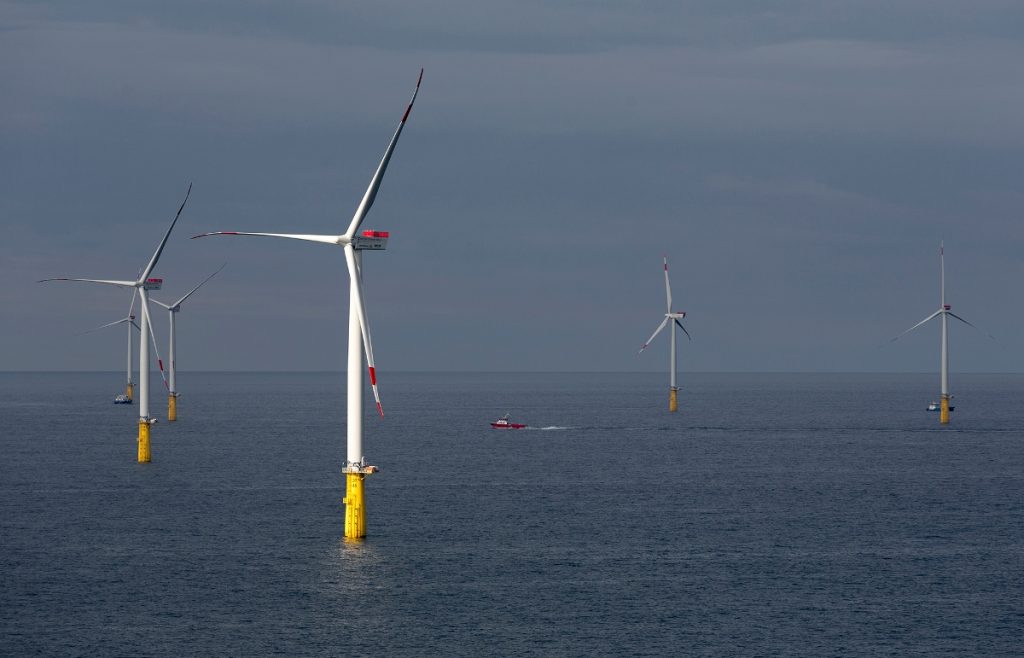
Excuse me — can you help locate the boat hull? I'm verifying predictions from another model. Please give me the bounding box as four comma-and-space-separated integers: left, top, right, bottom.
491, 422, 527, 429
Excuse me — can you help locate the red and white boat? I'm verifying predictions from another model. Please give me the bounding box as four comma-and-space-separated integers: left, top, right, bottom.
491, 414, 527, 429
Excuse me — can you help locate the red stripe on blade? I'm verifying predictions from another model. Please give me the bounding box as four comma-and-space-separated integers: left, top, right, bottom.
368, 367, 377, 385
376, 401, 384, 417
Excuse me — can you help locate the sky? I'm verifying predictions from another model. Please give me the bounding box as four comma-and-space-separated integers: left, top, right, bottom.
2, 1, 1023, 373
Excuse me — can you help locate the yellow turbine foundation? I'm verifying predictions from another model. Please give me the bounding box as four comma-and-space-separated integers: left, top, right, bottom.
126, 382, 134, 402
137, 420, 151, 463
343, 473, 367, 539
168, 394, 177, 422
940, 396, 950, 425
669, 388, 678, 413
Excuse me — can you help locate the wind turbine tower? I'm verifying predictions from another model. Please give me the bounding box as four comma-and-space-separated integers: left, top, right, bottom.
153, 264, 225, 421
193, 70, 423, 538
124, 308, 136, 401
639, 256, 691, 412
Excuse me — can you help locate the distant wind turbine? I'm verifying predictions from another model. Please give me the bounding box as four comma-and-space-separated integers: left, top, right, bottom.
82, 293, 141, 402
40, 184, 191, 461
888, 242, 991, 424
152, 264, 225, 421
639, 256, 691, 412
193, 70, 423, 538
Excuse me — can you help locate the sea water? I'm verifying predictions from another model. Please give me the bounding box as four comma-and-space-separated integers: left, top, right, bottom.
1, 372, 1022, 655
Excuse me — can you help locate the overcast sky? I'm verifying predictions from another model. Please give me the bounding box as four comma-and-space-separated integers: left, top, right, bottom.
2, 1, 1023, 373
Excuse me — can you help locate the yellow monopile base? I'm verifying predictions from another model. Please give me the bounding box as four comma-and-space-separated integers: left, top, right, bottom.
126, 382, 134, 402
168, 394, 177, 422
940, 396, 950, 425
343, 473, 367, 539
137, 420, 151, 463
669, 388, 678, 413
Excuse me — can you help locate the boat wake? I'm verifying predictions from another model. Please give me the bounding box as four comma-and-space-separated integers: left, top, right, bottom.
511, 425, 1023, 434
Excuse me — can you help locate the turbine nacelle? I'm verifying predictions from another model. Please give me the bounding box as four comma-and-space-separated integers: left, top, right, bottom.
351, 230, 390, 251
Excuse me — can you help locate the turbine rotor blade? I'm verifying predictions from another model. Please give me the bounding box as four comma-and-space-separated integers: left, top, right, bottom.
191, 231, 339, 245
38, 278, 136, 288
947, 312, 995, 339
128, 287, 138, 318
140, 182, 192, 283
344, 245, 383, 417
344, 68, 424, 239
674, 318, 692, 341
639, 318, 669, 353
76, 317, 134, 336
888, 309, 942, 343
663, 256, 672, 313
172, 262, 226, 307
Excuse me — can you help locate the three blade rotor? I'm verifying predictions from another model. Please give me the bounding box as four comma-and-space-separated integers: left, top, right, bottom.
154, 263, 226, 311
76, 316, 140, 336
889, 244, 994, 344
189, 70, 425, 417
639, 256, 691, 353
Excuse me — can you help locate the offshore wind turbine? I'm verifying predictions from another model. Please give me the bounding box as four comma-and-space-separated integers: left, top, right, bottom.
152, 264, 225, 421
40, 184, 191, 461
639, 256, 691, 412
193, 69, 423, 539
889, 242, 987, 424
82, 291, 141, 402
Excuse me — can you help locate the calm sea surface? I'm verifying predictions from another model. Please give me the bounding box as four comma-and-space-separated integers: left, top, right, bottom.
1, 372, 1022, 656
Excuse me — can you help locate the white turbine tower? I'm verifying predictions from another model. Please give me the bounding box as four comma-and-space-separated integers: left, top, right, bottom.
889, 242, 988, 424
152, 264, 225, 421
193, 69, 423, 539
40, 184, 191, 461
639, 256, 691, 412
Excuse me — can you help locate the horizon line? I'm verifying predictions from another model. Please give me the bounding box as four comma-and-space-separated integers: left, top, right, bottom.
3, 369, 1024, 376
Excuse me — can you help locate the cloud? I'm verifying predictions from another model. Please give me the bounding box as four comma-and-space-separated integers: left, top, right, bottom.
2, 1, 1023, 372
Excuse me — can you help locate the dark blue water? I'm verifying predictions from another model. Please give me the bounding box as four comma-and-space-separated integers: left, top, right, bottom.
1, 372, 1022, 655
